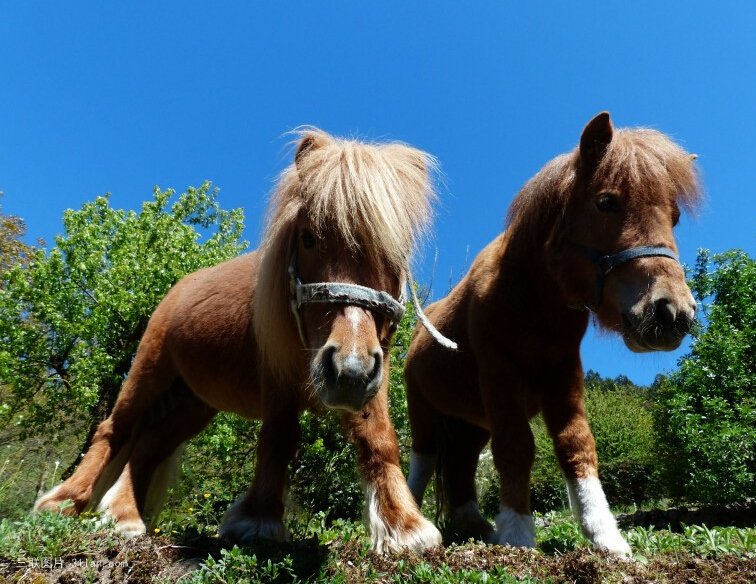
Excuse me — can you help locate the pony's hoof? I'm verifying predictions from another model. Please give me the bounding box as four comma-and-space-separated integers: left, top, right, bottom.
115, 518, 147, 538
592, 530, 632, 557
34, 485, 82, 515
220, 498, 287, 544
451, 501, 494, 541
370, 515, 442, 554
219, 516, 287, 544
491, 506, 536, 548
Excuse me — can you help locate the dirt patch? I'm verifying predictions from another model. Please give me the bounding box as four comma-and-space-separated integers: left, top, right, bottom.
2, 535, 754, 583
335, 541, 756, 584
0, 535, 186, 584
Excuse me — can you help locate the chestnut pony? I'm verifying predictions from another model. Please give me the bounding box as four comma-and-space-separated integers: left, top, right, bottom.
404, 113, 701, 556
36, 129, 443, 553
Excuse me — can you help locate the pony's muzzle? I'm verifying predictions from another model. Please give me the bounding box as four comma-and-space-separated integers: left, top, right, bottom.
623, 295, 696, 352
317, 345, 383, 411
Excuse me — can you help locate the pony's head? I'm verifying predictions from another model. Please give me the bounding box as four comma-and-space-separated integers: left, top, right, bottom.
255, 129, 436, 410
511, 112, 702, 352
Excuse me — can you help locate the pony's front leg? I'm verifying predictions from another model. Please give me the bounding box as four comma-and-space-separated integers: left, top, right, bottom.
541, 375, 631, 556
343, 385, 441, 554
220, 394, 301, 544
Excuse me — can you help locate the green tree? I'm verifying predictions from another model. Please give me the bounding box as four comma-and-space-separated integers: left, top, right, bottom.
0, 183, 246, 461
654, 249, 755, 505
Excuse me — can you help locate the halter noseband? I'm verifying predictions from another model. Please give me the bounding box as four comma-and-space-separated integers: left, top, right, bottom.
573, 244, 680, 310
288, 261, 406, 346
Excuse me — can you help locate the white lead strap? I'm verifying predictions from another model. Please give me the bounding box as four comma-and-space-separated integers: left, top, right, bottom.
406, 270, 458, 351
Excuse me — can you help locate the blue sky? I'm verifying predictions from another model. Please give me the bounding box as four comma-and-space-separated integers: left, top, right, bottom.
2, 3, 754, 385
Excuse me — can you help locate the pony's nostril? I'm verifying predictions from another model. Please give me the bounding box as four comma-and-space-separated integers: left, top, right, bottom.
654, 298, 677, 328
321, 346, 338, 388
367, 350, 382, 384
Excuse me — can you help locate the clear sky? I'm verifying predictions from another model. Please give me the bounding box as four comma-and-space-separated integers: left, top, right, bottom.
1, 3, 754, 385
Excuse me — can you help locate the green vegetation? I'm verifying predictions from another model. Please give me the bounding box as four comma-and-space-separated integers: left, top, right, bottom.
0, 183, 246, 518
0, 192, 754, 582
0, 193, 32, 272
654, 249, 755, 505
1, 510, 754, 582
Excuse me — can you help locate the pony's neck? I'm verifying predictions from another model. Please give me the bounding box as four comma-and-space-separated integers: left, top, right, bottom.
491, 200, 589, 338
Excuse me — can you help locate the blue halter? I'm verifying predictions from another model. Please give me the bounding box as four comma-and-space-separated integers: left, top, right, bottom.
573, 244, 680, 310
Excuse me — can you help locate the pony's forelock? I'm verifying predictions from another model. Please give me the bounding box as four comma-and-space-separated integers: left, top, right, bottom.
254, 128, 438, 380
595, 128, 703, 214
507, 126, 703, 230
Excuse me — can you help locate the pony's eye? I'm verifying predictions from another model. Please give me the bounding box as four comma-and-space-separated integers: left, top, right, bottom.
301, 231, 317, 250
672, 206, 681, 227
596, 192, 621, 213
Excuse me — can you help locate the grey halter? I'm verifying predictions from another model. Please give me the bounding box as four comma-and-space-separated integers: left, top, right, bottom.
288, 261, 406, 346
572, 243, 680, 310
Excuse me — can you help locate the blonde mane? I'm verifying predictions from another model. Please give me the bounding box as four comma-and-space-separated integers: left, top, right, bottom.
254, 128, 438, 379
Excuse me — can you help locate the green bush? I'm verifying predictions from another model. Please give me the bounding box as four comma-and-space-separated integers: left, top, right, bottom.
584, 374, 664, 507
288, 411, 363, 523
161, 412, 260, 535
653, 249, 755, 506
481, 373, 663, 516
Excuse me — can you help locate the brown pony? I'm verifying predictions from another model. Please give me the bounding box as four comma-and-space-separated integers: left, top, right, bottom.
35, 129, 443, 553
404, 112, 701, 556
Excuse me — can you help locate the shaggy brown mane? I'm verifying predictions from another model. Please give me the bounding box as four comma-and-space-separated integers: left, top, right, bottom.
254, 128, 438, 379
506, 127, 702, 235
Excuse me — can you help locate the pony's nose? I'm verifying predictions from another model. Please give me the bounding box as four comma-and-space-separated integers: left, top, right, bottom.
338, 351, 382, 391
653, 297, 695, 333
319, 347, 383, 411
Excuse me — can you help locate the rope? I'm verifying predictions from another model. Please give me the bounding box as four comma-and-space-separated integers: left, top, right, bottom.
407, 270, 458, 351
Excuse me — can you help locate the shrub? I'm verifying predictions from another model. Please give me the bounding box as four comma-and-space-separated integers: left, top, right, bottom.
481, 373, 663, 516
653, 249, 755, 505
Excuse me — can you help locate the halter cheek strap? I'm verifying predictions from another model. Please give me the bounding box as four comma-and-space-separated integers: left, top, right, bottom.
573, 244, 680, 310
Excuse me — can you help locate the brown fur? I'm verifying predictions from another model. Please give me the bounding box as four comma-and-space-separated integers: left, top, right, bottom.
35, 129, 442, 553
404, 112, 701, 552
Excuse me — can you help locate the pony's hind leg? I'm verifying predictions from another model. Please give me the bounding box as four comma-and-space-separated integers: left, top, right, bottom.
406, 383, 439, 506
345, 384, 442, 554
478, 361, 537, 548
440, 418, 492, 542
35, 331, 175, 516
96, 381, 216, 535
541, 388, 631, 556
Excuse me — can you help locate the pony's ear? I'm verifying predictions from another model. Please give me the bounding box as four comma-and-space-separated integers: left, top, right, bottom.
295, 131, 330, 169
580, 111, 613, 167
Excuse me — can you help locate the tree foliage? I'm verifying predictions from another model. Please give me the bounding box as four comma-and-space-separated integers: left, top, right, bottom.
0, 193, 32, 272
0, 183, 247, 440
654, 249, 755, 505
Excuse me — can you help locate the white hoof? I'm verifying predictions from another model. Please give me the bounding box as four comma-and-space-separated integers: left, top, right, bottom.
567, 476, 631, 557
371, 515, 442, 554
593, 529, 632, 557
220, 498, 287, 544
365, 483, 441, 553
492, 505, 536, 548
115, 519, 147, 538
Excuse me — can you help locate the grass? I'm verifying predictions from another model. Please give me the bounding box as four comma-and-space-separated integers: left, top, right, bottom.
1, 509, 754, 583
